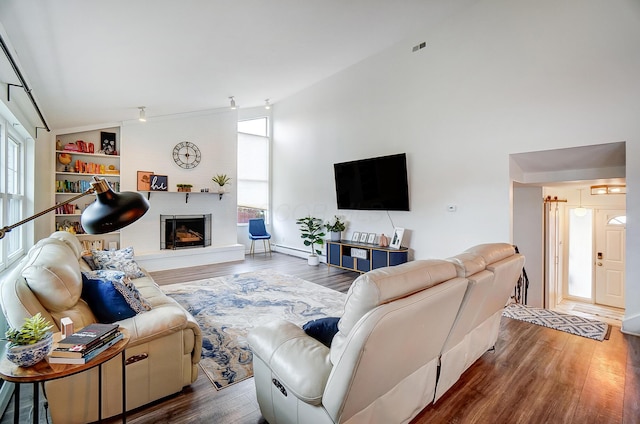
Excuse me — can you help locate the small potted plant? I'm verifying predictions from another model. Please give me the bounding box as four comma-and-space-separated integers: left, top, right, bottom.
4, 313, 54, 367
212, 174, 232, 194
176, 184, 193, 192
296, 216, 326, 266
325, 216, 346, 241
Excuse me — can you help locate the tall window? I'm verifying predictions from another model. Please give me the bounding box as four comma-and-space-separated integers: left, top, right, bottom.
237, 117, 269, 224
0, 127, 26, 270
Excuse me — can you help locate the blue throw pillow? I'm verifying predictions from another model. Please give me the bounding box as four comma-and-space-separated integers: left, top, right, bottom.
302, 317, 340, 347
81, 273, 137, 323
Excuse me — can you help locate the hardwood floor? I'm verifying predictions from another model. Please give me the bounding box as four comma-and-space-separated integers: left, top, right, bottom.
2, 252, 639, 423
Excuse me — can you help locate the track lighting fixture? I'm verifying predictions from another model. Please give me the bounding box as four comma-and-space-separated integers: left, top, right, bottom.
229, 96, 237, 110
264, 99, 271, 110
138, 106, 147, 122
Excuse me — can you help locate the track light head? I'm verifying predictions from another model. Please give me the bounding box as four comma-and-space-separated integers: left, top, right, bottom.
229, 96, 237, 110
138, 106, 146, 122
264, 99, 271, 110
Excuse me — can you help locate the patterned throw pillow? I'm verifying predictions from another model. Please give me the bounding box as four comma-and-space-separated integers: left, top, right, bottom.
82, 270, 151, 314
91, 247, 146, 279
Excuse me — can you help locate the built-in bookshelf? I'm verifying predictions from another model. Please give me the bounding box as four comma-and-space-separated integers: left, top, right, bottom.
53, 126, 121, 250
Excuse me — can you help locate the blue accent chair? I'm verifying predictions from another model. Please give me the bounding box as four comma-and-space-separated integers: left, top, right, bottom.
249, 218, 272, 256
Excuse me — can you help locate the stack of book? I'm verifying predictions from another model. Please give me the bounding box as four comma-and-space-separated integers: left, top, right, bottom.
48, 323, 123, 364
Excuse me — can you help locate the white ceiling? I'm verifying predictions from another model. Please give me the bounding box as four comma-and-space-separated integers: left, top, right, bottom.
0, 0, 474, 130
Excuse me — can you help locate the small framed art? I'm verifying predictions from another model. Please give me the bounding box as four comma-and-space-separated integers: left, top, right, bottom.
390, 228, 405, 249
359, 232, 368, 243
100, 131, 117, 155
150, 174, 168, 191
352, 232, 361, 242
367, 233, 377, 244
137, 171, 153, 191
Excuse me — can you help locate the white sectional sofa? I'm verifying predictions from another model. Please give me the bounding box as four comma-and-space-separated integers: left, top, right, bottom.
0, 231, 202, 423
248, 243, 524, 424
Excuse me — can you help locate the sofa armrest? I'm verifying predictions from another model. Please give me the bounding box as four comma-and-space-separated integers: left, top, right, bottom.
248, 319, 332, 405
118, 303, 198, 349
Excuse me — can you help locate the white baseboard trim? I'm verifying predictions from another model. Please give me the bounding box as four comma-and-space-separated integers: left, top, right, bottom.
621, 313, 640, 337
136, 244, 245, 272
273, 244, 326, 263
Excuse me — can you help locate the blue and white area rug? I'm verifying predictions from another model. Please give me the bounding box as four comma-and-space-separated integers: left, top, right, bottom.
502, 303, 611, 341
161, 270, 345, 389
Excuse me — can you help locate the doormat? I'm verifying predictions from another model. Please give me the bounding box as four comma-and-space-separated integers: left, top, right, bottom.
161, 270, 345, 389
502, 303, 611, 341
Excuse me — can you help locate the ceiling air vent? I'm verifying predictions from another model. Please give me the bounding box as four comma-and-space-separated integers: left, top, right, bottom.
412, 42, 426, 52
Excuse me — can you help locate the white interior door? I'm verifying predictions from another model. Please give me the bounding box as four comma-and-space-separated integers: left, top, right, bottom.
594, 209, 626, 309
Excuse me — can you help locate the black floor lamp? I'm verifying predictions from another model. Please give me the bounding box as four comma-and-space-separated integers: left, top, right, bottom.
0, 176, 150, 240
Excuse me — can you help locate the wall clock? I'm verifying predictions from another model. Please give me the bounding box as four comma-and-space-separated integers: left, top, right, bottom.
172, 141, 201, 169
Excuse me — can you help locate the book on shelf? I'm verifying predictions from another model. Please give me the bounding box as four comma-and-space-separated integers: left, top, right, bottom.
47, 331, 124, 364
50, 330, 122, 358
56, 323, 119, 349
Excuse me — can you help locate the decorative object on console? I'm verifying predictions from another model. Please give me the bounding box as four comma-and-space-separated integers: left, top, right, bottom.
324, 216, 346, 241
0, 176, 149, 240
390, 227, 405, 249
4, 313, 54, 367
296, 216, 326, 266
379, 233, 389, 247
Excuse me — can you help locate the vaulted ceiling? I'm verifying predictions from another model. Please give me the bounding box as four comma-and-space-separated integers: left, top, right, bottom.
0, 0, 475, 130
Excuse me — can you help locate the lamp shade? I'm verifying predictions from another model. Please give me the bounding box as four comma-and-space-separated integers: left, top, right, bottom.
81, 177, 150, 234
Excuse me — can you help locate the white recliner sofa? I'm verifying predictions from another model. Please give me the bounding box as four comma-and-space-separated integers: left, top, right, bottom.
248, 243, 524, 424
0, 231, 202, 423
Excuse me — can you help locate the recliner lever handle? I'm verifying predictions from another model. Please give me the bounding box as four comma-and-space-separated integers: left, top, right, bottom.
272, 378, 287, 397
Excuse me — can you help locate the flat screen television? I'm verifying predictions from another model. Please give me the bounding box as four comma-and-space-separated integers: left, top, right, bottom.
333, 153, 410, 211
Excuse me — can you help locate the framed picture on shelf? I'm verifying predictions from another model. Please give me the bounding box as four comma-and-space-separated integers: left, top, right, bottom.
390, 228, 405, 249
100, 132, 117, 155
359, 232, 368, 243
367, 233, 377, 244
137, 171, 153, 191
150, 175, 168, 191
352, 232, 361, 242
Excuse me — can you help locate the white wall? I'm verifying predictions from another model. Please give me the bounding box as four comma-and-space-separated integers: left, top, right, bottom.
271, 0, 640, 330
119, 109, 241, 267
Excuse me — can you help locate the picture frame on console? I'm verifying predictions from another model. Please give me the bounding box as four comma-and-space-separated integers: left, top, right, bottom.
390, 228, 405, 249
367, 233, 376, 244
352, 232, 361, 242
359, 232, 368, 243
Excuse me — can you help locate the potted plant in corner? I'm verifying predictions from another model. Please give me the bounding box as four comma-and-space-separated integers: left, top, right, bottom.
4, 313, 54, 367
296, 216, 325, 266
325, 215, 346, 241
212, 174, 232, 194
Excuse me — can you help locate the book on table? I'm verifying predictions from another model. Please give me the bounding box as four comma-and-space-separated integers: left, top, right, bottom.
56, 323, 119, 350
50, 330, 123, 358
47, 331, 124, 364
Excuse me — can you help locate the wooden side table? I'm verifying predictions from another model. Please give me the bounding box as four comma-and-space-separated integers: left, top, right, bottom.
0, 328, 130, 424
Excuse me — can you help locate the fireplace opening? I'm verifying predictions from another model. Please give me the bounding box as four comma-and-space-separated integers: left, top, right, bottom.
160, 214, 212, 250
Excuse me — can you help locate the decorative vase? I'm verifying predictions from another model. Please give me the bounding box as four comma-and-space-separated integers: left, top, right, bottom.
330, 231, 341, 241
217, 186, 225, 194
308, 255, 320, 266
6, 332, 54, 367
